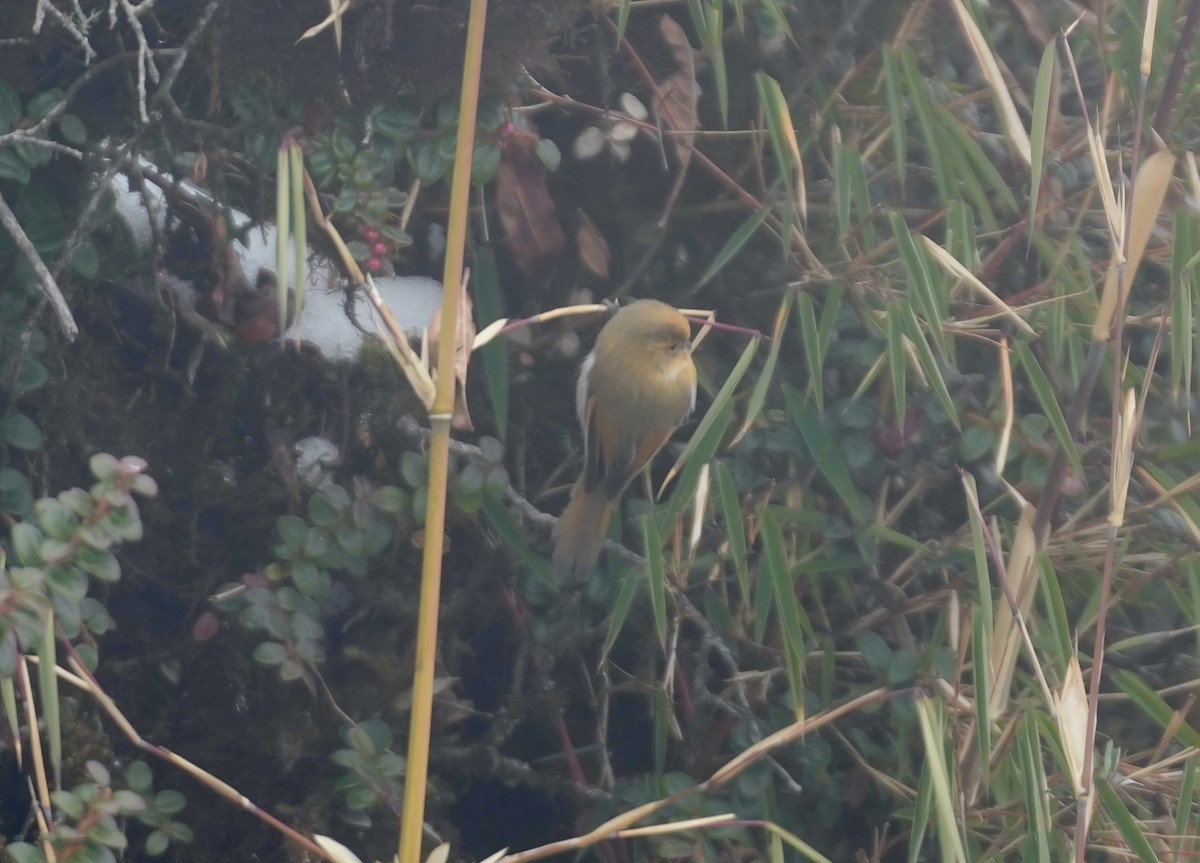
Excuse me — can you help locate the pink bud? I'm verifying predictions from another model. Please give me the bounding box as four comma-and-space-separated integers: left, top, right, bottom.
372, 242, 389, 256
366, 257, 382, 272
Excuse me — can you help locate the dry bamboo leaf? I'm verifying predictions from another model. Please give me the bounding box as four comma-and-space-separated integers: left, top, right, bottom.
313, 834, 366, 863
1055, 656, 1090, 798
995, 337, 1013, 477
426, 280, 477, 432
1110, 388, 1137, 527
919, 235, 1036, 335
297, 0, 352, 45
1093, 149, 1176, 342
473, 317, 510, 350
576, 210, 611, 279
949, 0, 1032, 166
988, 501, 1037, 719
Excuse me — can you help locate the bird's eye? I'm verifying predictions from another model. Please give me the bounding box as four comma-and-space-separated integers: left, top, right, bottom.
669, 341, 689, 354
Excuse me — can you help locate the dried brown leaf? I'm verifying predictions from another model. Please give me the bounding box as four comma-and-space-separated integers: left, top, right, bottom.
576, 210, 610, 279
656, 15, 700, 166
495, 139, 565, 273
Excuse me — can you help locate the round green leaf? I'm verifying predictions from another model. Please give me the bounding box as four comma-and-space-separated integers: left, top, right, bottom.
0, 82, 21, 134
144, 830, 169, 857
372, 105, 421, 141
535, 138, 561, 171
252, 641, 287, 665
0, 412, 43, 451
0, 151, 31, 183
471, 142, 500, 185
124, 760, 153, 794
57, 114, 86, 145
152, 789, 186, 816
26, 89, 64, 121
69, 240, 99, 278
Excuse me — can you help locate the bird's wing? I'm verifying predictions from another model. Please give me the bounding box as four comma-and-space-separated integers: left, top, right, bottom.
582, 394, 676, 501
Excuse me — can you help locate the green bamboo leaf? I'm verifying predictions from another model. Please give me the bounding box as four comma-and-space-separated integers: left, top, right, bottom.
697, 206, 773, 288
662, 397, 736, 526
481, 497, 553, 588
602, 568, 643, 660
1029, 41, 1057, 243
755, 73, 795, 197
817, 284, 843, 356
1013, 341, 1083, 479
1170, 208, 1197, 398
796, 292, 824, 410
897, 45, 953, 201
897, 301, 959, 429
914, 697, 967, 863
1111, 668, 1200, 748
847, 141, 875, 249
784, 386, 867, 523
707, 3, 728, 128
713, 461, 749, 604
1096, 778, 1160, 863
735, 293, 791, 443
1175, 758, 1198, 857
908, 762, 932, 863
889, 212, 951, 362
471, 247, 509, 438
642, 516, 667, 651
886, 303, 906, 428
661, 335, 760, 518
931, 101, 1016, 220
833, 143, 852, 238
761, 510, 807, 704
1018, 713, 1051, 863
1036, 556, 1071, 677
615, 0, 631, 43
970, 612, 991, 785
275, 142, 291, 343
944, 199, 978, 272
882, 45, 908, 188
961, 473, 991, 631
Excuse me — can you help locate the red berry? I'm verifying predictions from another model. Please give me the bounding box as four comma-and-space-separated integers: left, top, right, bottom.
366, 256, 382, 272
499, 121, 516, 138
372, 242, 388, 256
363, 228, 380, 243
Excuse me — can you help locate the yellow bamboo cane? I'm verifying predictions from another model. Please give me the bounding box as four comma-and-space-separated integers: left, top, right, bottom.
397, 0, 489, 861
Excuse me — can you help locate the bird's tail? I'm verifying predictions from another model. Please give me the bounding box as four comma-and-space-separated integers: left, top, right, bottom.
551, 483, 617, 582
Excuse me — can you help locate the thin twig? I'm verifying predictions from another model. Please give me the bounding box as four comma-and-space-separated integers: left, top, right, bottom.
0, 191, 78, 340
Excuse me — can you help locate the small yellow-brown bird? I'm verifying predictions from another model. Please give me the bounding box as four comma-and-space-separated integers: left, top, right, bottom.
552, 299, 697, 580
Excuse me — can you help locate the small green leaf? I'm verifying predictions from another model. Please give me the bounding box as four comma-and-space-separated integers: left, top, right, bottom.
26, 89, 65, 121
70, 240, 99, 278
535, 138, 561, 171
124, 761, 153, 793
229, 83, 272, 123
471, 142, 501, 184
152, 789, 186, 816
144, 831, 169, 856
253, 642, 287, 665
0, 82, 21, 134
0, 151, 31, 183
57, 114, 86, 145
0, 413, 42, 451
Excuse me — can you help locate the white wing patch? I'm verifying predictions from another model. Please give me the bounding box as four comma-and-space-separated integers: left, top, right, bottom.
576, 349, 596, 429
